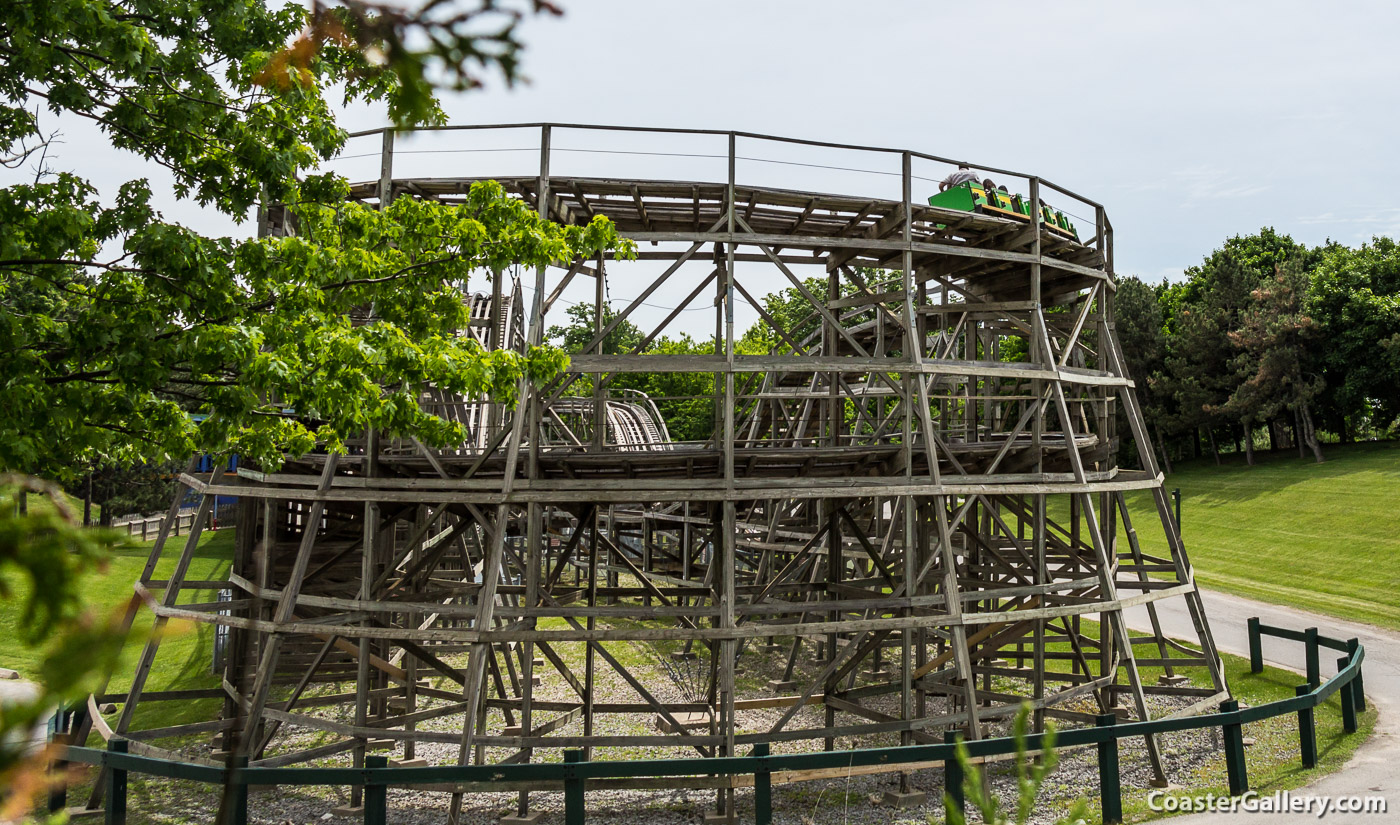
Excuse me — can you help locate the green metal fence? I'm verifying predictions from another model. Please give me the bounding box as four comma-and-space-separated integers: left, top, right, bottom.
48, 619, 1367, 825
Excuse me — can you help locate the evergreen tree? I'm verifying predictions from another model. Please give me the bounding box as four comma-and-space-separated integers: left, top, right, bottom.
1222, 259, 1326, 462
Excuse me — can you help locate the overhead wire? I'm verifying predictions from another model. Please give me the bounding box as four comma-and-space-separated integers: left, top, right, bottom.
326, 143, 1097, 231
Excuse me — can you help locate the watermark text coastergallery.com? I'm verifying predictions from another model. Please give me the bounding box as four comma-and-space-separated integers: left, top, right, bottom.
1148, 790, 1387, 817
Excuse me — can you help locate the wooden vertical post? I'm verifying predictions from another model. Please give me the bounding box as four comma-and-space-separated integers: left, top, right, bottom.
105, 738, 127, 825
1339, 656, 1358, 733
364, 755, 388, 825
1220, 699, 1248, 796
378, 128, 394, 207
1347, 638, 1365, 711
1029, 177, 1047, 734
718, 131, 738, 819
1305, 627, 1320, 687
1096, 714, 1122, 824
516, 500, 541, 818
564, 749, 585, 825
1247, 617, 1262, 673
1295, 685, 1317, 768
943, 730, 963, 820
753, 742, 772, 825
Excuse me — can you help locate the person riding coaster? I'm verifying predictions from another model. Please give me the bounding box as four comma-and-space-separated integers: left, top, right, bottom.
931, 167, 1078, 240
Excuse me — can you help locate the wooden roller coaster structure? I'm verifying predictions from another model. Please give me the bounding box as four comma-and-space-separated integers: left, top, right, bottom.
100, 124, 1229, 821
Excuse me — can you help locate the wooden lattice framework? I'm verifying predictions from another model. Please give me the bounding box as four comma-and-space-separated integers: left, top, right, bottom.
101, 125, 1229, 821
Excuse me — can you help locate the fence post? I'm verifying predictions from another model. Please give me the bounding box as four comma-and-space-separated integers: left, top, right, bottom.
1095, 713, 1122, 824
1172, 488, 1181, 530
1246, 617, 1262, 674
1304, 627, 1320, 687
1294, 685, 1317, 768
365, 755, 388, 825
224, 755, 248, 825
752, 743, 771, 825
1347, 639, 1366, 712
1220, 700, 1248, 796
48, 707, 69, 814
943, 730, 964, 821
1338, 656, 1358, 734
564, 749, 585, 825
105, 738, 128, 825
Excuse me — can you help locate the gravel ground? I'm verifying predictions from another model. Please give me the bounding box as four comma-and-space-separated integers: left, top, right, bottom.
104, 636, 1228, 825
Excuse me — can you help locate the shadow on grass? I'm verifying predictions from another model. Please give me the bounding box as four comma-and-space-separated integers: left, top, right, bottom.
1140, 440, 1400, 508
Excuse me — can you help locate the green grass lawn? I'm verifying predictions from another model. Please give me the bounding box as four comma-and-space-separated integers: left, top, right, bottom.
1120, 440, 1400, 630
0, 527, 234, 730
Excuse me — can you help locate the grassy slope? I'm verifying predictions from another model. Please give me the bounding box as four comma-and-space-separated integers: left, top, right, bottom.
1122, 440, 1400, 630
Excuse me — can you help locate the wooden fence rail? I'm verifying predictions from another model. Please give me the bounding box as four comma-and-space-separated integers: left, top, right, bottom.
112, 502, 237, 540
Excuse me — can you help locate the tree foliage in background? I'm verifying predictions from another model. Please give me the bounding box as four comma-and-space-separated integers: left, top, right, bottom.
1111, 275, 1166, 468
1308, 237, 1400, 438
546, 303, 717, 442
1118, 226, 1400, 468
60, 460, 181, 527
543, 270, 918, 446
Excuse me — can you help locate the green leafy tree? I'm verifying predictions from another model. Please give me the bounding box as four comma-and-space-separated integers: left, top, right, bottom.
546, 302, 646, 357
1, 0, 628, 480
1178, 227, 1321, 309
1157, 272, 1235, 464
1308, 237, 1400, 439
624, 334, 716, 443
1149, 229, 1322, 463
2, 174, 629, 476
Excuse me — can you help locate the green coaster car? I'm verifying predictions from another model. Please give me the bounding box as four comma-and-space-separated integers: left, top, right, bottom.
928, 180, 1078, 240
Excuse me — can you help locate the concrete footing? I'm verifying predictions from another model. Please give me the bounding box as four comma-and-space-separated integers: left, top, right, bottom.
654, 712, 710, 733
882, 790, 928, 808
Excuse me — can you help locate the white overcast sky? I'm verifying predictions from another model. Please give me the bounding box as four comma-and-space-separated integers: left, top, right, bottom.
8, 0, 1399, 331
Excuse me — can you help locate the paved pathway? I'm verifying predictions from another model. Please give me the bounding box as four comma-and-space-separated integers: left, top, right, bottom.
1124, 590, 1398, 823
0, 675, 46, 754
